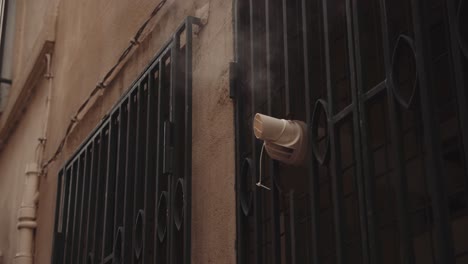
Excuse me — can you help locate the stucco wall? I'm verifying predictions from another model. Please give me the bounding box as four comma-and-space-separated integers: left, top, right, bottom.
12, 0, 58, 81
0, 78, 48, 263
0, 0, 234, 263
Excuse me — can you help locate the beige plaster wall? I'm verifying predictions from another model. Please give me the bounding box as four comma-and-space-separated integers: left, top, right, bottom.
0, 78, 49, 263
6, 0, 236, 264
12, 0, 58, 80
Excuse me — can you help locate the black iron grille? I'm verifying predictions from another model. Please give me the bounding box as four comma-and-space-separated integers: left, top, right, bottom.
51, 17, 201, 264
233, 0, 468, 263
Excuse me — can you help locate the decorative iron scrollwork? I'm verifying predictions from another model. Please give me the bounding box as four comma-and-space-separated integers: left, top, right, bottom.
311, 99, 330, 165
390, 35, 419, 109
134, 211, 144, 259
157, 192, 168, 242
174, 179, 185, 231
113, 227, 123, 264
240, 157, 254, 216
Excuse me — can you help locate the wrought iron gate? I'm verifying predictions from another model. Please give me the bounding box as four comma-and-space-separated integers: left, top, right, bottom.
51, 17, 201, 264
232, 0, 468, 263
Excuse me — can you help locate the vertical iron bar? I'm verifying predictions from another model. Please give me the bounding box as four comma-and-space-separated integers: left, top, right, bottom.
183, 17, 198, 264
51, 170, 64, 264
344, 0, 371, 262
102, 114, 118, 261
289, 191, 297, 264
132, 84, 142, 264
248, 0, 263, 263
301, 0, 320, 262
143, 70, 157, 263
133, 81, 147, 264
91, 134, 103, 263
65, 161, 79, 264
101, 124, 112, 262
70, 157, 82, 264
349, 0, 380, 262
265, 0, 281, 263
79, 144, 93, 263
329, 126, 345, 264
114, 105, 128, 261
153, 59, 162, 263
233, 0, 239, 64
233, 0, 246, 262
139, 80, 149, 261
93, 124, 109, 264
409, 0, 455, 262
168, 31, 180, 264
75, 150, 88, 264
281, 0, 290, 114
154, 56, 169, 264
444, 0, 468, 204
123, 92, 137, 264
378, 0, 415, 262
321, 0, 344, 263
84, 138, 99, 263
61, 167, 72, 263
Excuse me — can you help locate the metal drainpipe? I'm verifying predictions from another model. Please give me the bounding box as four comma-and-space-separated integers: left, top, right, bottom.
14, 163, 40, 264
14, 53, 53, 264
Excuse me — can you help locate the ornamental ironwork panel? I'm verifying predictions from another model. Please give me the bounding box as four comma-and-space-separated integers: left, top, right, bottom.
232, 0, 468, 263
51, 17, 201, 264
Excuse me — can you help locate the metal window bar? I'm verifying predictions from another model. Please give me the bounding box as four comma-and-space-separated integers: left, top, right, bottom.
51, 17, 201, 264
233, 0, 468, 263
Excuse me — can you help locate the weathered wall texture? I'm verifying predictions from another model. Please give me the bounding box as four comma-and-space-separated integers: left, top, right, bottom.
12, 0, 58, 80
0, 78, 48, 263
0, 0, 235, 263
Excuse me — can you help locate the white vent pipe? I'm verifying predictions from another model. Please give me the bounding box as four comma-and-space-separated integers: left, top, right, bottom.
253, 113, 308, 165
